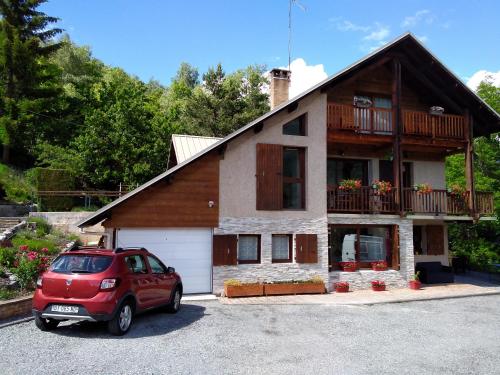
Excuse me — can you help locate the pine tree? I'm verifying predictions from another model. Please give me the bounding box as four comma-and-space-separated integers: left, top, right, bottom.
0, 0, 62, 163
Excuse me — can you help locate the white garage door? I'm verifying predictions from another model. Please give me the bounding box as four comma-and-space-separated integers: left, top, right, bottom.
116, 228, 212, 294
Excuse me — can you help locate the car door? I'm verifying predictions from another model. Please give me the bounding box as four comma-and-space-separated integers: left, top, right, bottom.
146, 255, 176, 306
124, 254, 155, 309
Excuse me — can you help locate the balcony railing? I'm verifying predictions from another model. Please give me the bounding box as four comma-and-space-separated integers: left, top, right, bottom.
327, 186, 398, 214
402, 110, 465, 139
327, 103, 393, 135
327, 103, 467, 140
327, 186, 495, 216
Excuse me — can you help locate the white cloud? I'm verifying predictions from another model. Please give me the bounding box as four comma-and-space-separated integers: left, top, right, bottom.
363, 23, 390, 41
401, 9, 434, 28
336, 20, 370, 32
416, 35, 428, 43
366, 41, 388, 53
279, 58, 328, 98
466, 70, 500, 90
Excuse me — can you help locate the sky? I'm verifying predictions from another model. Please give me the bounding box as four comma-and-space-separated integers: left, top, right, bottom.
41, 0, 500, 96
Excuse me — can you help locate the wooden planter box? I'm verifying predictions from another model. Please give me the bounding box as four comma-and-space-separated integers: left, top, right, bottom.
408, 280, 422, 290
264, 283, 325, 296
224, 284, 264, 298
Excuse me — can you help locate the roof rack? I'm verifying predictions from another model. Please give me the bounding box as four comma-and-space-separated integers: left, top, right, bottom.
114, 247, 148, 253
67, 245, 108, 252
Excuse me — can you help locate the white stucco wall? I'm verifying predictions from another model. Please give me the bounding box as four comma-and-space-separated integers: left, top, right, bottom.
411, 160, 446, 189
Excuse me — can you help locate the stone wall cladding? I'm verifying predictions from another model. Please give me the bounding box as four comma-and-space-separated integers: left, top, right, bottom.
328, 215, 415, 290
213, 216, 329, 295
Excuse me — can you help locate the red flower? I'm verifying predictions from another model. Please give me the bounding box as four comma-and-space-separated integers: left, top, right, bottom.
41, 248, 49, 254
19, 245, 29, 252
27, 251, 38, 261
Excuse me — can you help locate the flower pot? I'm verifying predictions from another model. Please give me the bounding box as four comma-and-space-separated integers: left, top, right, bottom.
334, 285, 349, 293
224, 284, 264, 298
372, 265, 387, 271
264, 283, 325, 296
408, 280, 421, 290
371, 285, 386, 292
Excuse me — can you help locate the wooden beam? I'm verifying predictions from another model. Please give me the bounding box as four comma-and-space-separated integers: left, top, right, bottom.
287, 102, 298, 113
253, 122, 264, 134
464, 111, 476, 218
327, 131, 393, 145
392, 59, 404, 215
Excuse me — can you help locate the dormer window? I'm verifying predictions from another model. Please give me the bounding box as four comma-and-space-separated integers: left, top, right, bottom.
283, 114, 306, 136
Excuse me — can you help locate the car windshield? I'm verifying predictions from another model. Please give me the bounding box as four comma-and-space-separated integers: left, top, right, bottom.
50, 255, 113, 274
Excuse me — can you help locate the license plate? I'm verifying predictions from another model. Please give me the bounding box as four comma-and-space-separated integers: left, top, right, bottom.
51, 305, 79, 313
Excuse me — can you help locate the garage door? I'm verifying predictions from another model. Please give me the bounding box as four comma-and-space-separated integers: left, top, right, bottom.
116, 228, 212, 294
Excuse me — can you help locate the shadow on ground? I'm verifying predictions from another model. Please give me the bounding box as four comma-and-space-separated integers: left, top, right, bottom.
50, 303, 207, 339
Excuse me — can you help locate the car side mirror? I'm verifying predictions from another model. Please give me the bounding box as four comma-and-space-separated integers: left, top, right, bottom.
167, 267, 175, 274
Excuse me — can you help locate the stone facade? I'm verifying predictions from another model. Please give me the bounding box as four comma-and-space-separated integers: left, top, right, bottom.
213, 216, 329, 294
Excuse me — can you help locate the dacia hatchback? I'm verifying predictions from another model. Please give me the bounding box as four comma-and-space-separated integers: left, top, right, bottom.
32, 247, 183, 335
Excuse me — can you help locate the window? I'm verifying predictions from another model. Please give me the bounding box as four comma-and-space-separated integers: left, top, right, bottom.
238, 235, 261, 264
328, 225, 394, 270
50, 255, 113, 274
283, 147, 305, 209
125, 255, 148, 274
272, 234, 292, 263
327, 158, 369, 186
147, 256, 167, 274
283, 114, 306, 136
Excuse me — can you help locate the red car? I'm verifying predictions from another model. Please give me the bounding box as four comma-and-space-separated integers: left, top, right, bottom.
32, 247, 183, 335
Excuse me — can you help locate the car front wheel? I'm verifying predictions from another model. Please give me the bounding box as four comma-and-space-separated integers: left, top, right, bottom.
35, 315, 59, 331
108, 302, 133, 336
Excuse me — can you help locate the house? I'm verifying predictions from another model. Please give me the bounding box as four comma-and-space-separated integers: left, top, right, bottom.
77, 33, 499, 294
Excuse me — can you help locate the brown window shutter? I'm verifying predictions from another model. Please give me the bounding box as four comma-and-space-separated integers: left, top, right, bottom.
296, 234, 318, 263
256, 143, 283, 210
426, 226, 444, 255
213, 235, 238, 266
391, 225, 400, 270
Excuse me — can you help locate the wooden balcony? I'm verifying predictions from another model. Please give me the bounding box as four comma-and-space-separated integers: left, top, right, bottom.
327, 186, 398, 214
327, 186, 495, 216
327, 103, 467, 141
402, 110, 466, 140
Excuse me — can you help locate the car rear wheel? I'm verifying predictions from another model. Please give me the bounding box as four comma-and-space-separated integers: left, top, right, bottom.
35, 315, 59, 331
108, 301, 133, 336
166, 287, 181, 314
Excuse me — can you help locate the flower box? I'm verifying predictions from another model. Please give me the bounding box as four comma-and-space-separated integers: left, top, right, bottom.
371, 261, 388, 271
408, 280, 421, 290
264, 282, 325, 296
339, 261, 358, 272
224, 284, 264, 298
334, 282, 349, 293
371, 280, 386, 291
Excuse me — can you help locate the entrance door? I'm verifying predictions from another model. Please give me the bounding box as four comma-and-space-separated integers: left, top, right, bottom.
379, 160, 412, 187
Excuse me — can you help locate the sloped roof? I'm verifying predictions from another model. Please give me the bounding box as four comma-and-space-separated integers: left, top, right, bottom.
171, 134, 222, 164
77, 33, 500, 228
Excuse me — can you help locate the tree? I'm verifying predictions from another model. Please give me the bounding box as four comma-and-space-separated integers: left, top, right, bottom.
0, 0, 62, 164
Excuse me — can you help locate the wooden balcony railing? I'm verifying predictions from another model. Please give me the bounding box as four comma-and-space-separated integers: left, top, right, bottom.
475, 191, 495, 216
327, 103, 393, 135
402, 189, 470, 215
402, 110, 465, 139
327, 186, 398, 214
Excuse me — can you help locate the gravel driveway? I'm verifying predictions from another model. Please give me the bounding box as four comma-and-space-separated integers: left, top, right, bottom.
1, 295, 499, 375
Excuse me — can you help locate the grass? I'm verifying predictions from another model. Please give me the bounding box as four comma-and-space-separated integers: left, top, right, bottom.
0, 163, 34, 204
0, 288, 19, 300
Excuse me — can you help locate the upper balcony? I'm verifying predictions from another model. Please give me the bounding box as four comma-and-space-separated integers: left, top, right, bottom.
327, 103, 467, 142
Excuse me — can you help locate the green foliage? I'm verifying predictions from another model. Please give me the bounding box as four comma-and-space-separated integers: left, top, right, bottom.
30, 168, 74, 210
0, 288, 17, 300
27, 217, 52, 237
0, 163, 34, 203
11, 255, 41, 290
0, 247, 16, 268
11, 236, 58, 254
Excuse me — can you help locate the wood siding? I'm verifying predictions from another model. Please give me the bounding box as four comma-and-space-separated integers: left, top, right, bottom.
103, 153, 219, 228
256, 143, 283, 210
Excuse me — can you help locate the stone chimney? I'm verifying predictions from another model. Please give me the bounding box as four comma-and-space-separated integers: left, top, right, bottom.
269, 68, 291, 109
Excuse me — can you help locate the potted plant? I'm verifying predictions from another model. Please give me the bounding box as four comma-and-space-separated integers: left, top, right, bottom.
408, 271, 421, 290
339, 261, 358, 272
414, 183, 432, 194
371, 180, 392, 196
371, 280, 386, 291
334, 281, 349, 293
224, 279, 264, 298
447, 184, 466, 198
264, 277, 325, 296
371, 260, 388, 271
338, 179, 362, 192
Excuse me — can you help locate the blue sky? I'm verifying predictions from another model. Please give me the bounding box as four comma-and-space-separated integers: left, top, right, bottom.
41, 0, 499, 92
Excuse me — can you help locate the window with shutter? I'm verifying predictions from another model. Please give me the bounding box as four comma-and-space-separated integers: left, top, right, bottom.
426, 226, 444, 255
213, 235, 237, 266
296, 234, 318, 263
256, 144, 283, 210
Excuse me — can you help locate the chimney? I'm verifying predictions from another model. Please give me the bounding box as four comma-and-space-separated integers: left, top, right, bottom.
269, 68, 291, 109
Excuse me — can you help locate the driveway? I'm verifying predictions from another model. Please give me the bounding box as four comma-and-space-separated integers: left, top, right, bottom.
0, 295, 499, 375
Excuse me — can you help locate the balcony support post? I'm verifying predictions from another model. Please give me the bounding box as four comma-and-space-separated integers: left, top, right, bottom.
392, 59, 404, 216
464, 110, 476, 219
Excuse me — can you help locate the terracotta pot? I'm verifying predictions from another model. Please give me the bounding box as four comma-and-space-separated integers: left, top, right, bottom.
264, 283, 325, 296
342, 265, 358, 272
371, 285, 386, 291
408, 280, 421, 290
334, 285, 349, 293
224, 284, 263, 298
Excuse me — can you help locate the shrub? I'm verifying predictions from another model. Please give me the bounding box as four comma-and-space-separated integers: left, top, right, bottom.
12, 237, 58, 254
0, 247, 16, 268
27, 217, 52, 237
0, 163, 34, 203
11, 251, 49, 290
0, 288, 17, 300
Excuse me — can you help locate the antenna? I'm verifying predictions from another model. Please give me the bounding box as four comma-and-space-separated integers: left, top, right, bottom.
288, 0, 306, 71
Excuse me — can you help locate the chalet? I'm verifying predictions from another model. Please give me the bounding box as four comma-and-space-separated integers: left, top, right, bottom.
77, 33, 499, 294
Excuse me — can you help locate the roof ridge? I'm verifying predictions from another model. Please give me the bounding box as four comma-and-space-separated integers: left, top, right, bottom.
172, 134, 222, 140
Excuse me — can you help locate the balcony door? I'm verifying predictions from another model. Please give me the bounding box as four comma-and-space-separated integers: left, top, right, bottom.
327, 158, 369, 186
379, 160, 412, 188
